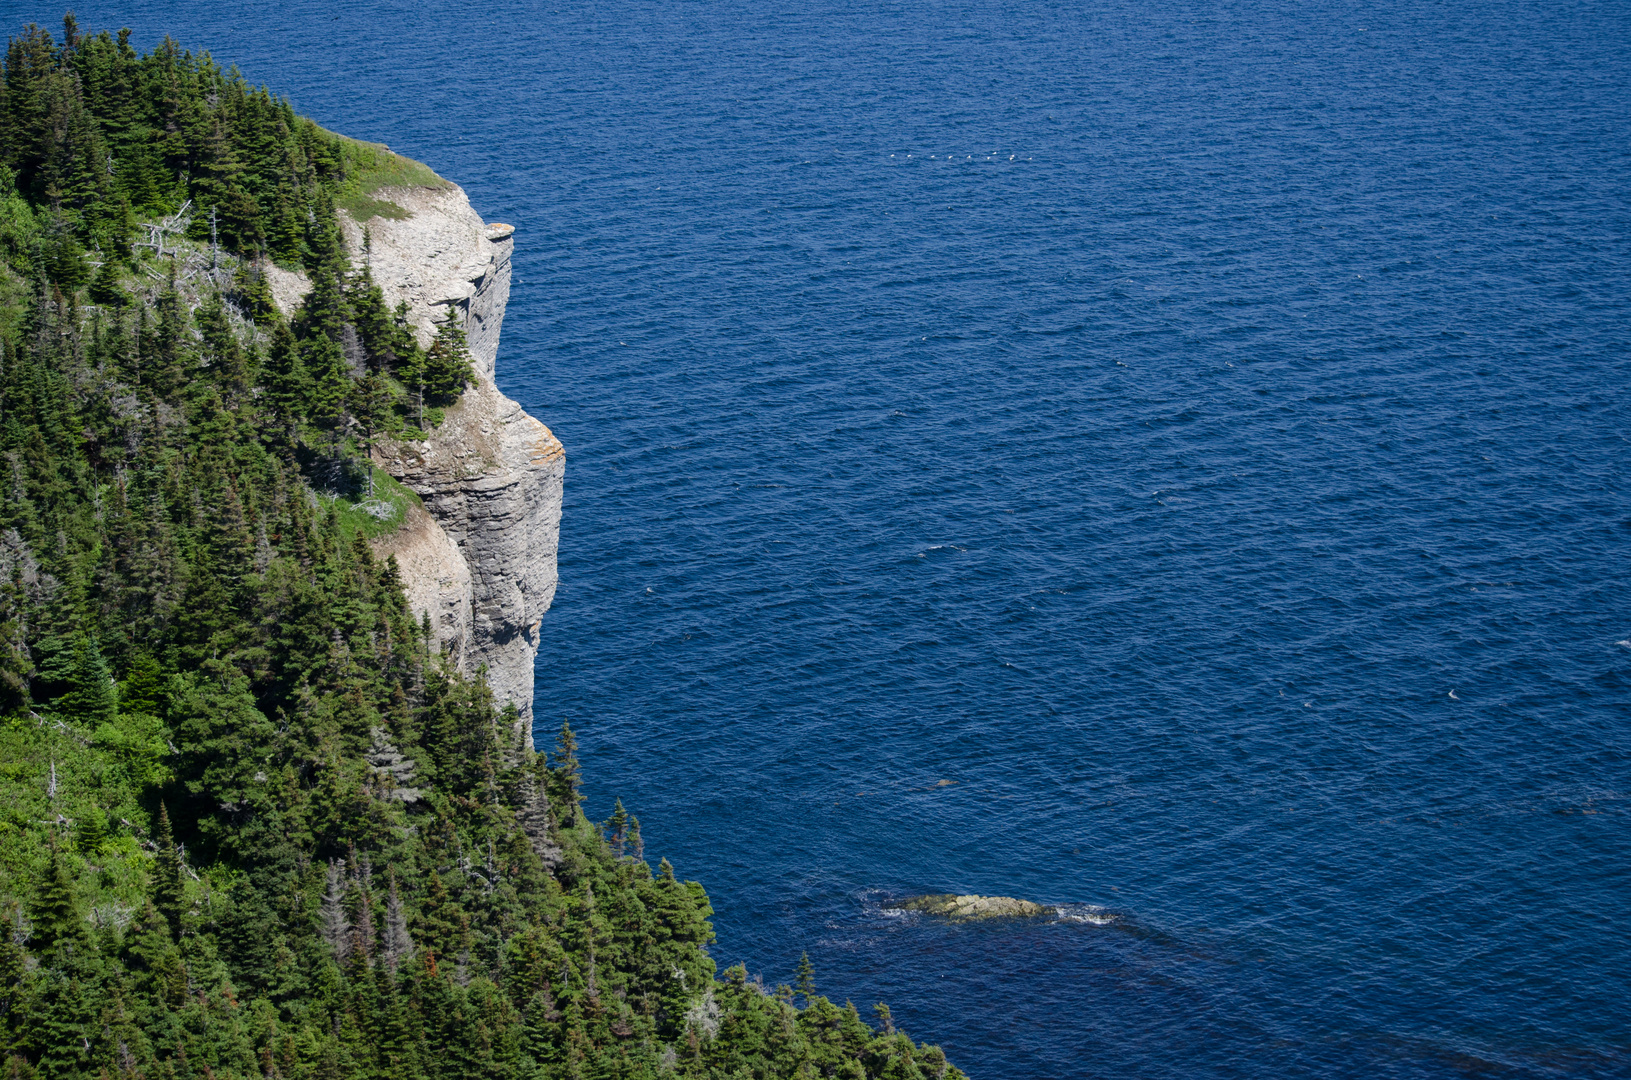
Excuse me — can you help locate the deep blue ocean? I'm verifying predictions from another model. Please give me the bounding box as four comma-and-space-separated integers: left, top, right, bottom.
10, 0, 1630, 1074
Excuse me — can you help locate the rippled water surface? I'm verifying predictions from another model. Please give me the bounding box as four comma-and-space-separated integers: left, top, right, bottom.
15, 0, 1631, 1074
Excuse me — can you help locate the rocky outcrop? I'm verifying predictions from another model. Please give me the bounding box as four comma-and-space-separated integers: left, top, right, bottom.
263, 262, 312, 318
375, 377, 562, 739
337, 183, 563, 749
368, 500, 472, 660
887, 894, 1052, 920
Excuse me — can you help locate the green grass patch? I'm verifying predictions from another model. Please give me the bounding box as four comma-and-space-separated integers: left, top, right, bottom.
334, 192, 413, 222
333, 133, 453, 196
321, 131, 455, 222
319, 465, 423, 544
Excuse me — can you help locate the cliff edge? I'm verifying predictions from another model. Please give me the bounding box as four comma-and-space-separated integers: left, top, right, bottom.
330, 183, 562, 749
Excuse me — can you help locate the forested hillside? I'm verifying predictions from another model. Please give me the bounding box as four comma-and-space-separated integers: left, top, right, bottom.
0, 18, 963, 1080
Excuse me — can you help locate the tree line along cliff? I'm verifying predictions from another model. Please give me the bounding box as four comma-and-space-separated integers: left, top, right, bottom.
0, 17, 965, 1080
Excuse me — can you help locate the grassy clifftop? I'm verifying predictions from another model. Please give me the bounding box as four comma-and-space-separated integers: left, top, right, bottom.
332, 136, 453, 222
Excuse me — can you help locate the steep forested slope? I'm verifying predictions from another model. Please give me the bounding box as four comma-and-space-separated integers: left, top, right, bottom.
0, 18, 963, 1080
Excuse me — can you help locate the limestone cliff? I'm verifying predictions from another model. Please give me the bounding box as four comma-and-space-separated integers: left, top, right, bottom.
367, 499, 471, 659
331, 183, 563, 749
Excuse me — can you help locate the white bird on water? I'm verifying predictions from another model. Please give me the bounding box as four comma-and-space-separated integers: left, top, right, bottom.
1616, 640, 1631, 647
1448, 690, 1460, 700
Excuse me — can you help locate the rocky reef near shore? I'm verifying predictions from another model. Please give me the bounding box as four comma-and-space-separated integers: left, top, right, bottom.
888, 894, 1053, 920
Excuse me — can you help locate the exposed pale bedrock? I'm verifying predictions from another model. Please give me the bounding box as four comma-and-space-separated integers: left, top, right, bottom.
367, 499, 473, 661
329, 184, 563, 748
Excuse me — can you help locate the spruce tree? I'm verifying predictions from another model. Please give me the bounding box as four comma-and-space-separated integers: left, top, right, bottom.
87, 257, 126, 307
399, 344, 427, 431
383, 866, 412, 970
796, 952, 816, 1005
24, 961, 98, 1077
231, 260, 279, 326
195, 289, 249, 399
150, 803, 184, 938
72, 806, 106, 857
550, 721, 584, 826
217, 882, 280, 994
604, 799, 628, 857
422, 304, 474, 402
348, 260, 397, 371
350, 370, 397, 493
319, 858, 350, 962
53, 631, 116, 726
28, 844, 86, 954
303, 334, 351, 460
417, 869, 461, 963
117, 650, 164, 716
261, 318, 309, 442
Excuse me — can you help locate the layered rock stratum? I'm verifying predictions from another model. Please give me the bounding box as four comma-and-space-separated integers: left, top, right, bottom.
278, 180, 564, 749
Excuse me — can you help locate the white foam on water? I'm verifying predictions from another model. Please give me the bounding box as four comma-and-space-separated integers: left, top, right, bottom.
1054, 904, 1117, 926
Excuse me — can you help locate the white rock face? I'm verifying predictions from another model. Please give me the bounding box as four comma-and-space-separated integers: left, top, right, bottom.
263, 262, 312, 318
340, 184, 563, 749
368, 500, 473, 661
339, 186, 512, 379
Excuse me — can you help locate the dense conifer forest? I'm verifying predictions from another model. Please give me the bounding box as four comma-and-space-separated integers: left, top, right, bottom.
0, 18, 964, 1080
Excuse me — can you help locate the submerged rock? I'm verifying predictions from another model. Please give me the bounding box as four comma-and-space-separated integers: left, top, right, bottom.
889, 894, 1051, 920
